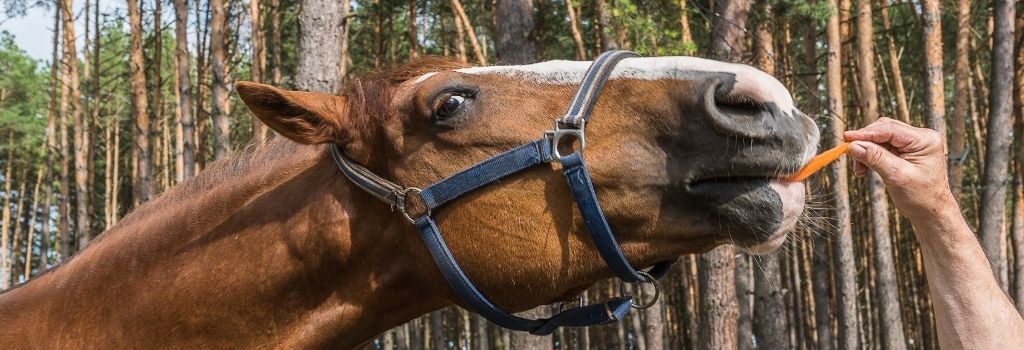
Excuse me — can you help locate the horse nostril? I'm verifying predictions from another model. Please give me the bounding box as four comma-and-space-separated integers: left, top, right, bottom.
715, 96, 768, 119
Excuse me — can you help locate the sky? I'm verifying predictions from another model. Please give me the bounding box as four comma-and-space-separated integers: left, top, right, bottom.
2, 1, 130, 62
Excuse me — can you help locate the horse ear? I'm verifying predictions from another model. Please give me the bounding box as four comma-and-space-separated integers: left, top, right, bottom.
236, 81, 349, 144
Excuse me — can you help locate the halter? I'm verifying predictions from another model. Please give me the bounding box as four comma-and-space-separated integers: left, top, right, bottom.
330, 51, 676, 335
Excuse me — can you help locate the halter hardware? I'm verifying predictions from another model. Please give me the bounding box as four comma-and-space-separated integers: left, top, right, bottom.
330, 50, 675, 335
544, 120, 586, 161
395, 187, 428, 224
619, 271, 661, 309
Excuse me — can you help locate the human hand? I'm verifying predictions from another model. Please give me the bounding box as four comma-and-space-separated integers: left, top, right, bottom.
843, 118, 956, 220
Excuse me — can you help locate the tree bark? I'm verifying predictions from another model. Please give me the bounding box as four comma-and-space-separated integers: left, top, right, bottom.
452, 11, 468, 63
1, 138, 14, 289
495, 0, 539, 64
826, 0, 859, 348
249, 0, 268, 140
210, 0, 232, 158
854, 0, 906, 348
296, 0, 343, 93
921, 0, 946, 136
642, 285, 665, 350
979, 0, 1016, 291
269, 0, 282, 84
57, 2, 71, 260
339, 0, 352, 81
449, 0, 486, 65
174, 0, 196, 181
23, 168, 43, 281
128, 0, 153, 204
877, 0, 910, 124
678, 0, 694, 55
949, 0, 971, 202
595, 0, 616, 51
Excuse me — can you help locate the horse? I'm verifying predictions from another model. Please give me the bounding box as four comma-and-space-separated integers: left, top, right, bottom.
0, 55, 819, 349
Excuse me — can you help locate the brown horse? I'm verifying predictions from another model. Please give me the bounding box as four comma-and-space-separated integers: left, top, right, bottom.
0, 56, 818, 349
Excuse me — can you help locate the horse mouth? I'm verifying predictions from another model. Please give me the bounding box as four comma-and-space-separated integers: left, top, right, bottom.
682, 176, 805, 254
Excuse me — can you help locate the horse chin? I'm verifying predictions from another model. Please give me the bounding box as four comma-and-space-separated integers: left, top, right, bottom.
737, 180, 805, 255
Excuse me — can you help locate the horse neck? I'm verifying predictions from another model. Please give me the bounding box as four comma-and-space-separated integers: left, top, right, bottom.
0, 141, 445, 348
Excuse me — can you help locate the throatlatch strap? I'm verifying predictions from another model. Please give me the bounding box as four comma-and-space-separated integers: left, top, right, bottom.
415, 216, 632, 335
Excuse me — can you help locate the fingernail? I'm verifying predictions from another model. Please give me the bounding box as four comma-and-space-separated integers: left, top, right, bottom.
848, 142, 867, 159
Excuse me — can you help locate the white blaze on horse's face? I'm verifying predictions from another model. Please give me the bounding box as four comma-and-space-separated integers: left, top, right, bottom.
439, 57, 816, 163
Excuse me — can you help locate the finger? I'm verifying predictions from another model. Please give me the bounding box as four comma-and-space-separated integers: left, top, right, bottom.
847, 140, 906, 180
843, 121, 920, 149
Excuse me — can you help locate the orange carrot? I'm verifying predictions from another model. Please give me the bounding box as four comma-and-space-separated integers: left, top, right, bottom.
783, 142, 851, 182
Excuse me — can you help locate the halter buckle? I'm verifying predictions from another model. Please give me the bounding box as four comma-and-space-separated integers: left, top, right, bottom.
544, 120, 586, 162
396, 187, 430, 223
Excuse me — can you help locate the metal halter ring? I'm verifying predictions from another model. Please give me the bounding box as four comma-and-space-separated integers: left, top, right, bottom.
619, 271, 661, 309
544, 120, 586, 161
397, 187, 430, 223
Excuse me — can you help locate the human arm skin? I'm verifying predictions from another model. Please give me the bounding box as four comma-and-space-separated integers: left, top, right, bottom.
844, 118, 1024, 349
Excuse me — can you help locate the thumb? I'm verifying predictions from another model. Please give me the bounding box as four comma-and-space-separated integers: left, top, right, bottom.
847, 141, 904, 179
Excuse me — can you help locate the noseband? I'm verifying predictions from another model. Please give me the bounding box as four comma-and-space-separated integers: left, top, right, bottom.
330, 51, 675, 335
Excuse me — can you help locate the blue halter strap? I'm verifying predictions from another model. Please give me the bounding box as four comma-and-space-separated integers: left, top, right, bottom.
330, 50, 676, 335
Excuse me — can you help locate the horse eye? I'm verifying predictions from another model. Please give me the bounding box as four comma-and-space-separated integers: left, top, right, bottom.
433, 95, 467, 122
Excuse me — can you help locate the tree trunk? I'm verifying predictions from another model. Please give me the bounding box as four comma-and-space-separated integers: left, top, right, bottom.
979, 0, 1016, 291
854, 0, 906, 348
877, 0, 910, 124
60, 0, 88, 249
495, 0, 539, 64
269, 0, 282, 84
430, 310, 445, 349
57, 3, 71, 260
296, 0, 343, 93
174, 0, 196, 181
565, 0, 586, 60
678, 0, 694, 55
921, 0, 946, 136
449, 0, 486, 65
210, 0, 232, 158
595, 0, 616, 51
735, 255, 752, 350
152, 0, 165, 191
128, 0, 153, 204
1, 139, 14, 289
709, 0, 750, 62
949, 0, 971, 203
339, 0, 352, 81
23, 168, 44, 281
452, 11, 468, 63
642, 285, 665, 350
826, 0, 859, 348
249, 0, 268, 140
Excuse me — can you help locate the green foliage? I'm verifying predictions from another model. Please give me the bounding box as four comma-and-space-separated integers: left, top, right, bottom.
0, 30, 46, 154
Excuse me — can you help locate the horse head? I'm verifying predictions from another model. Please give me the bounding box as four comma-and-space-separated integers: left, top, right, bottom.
237, 55, 819, 317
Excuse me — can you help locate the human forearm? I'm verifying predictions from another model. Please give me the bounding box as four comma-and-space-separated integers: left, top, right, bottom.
908, 204, 1024, 349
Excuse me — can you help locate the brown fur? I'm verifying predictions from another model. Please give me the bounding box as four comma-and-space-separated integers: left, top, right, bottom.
0, 58, 817, 349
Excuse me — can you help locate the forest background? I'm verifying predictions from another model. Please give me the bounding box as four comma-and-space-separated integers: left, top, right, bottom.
0, 0, 1021, 348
